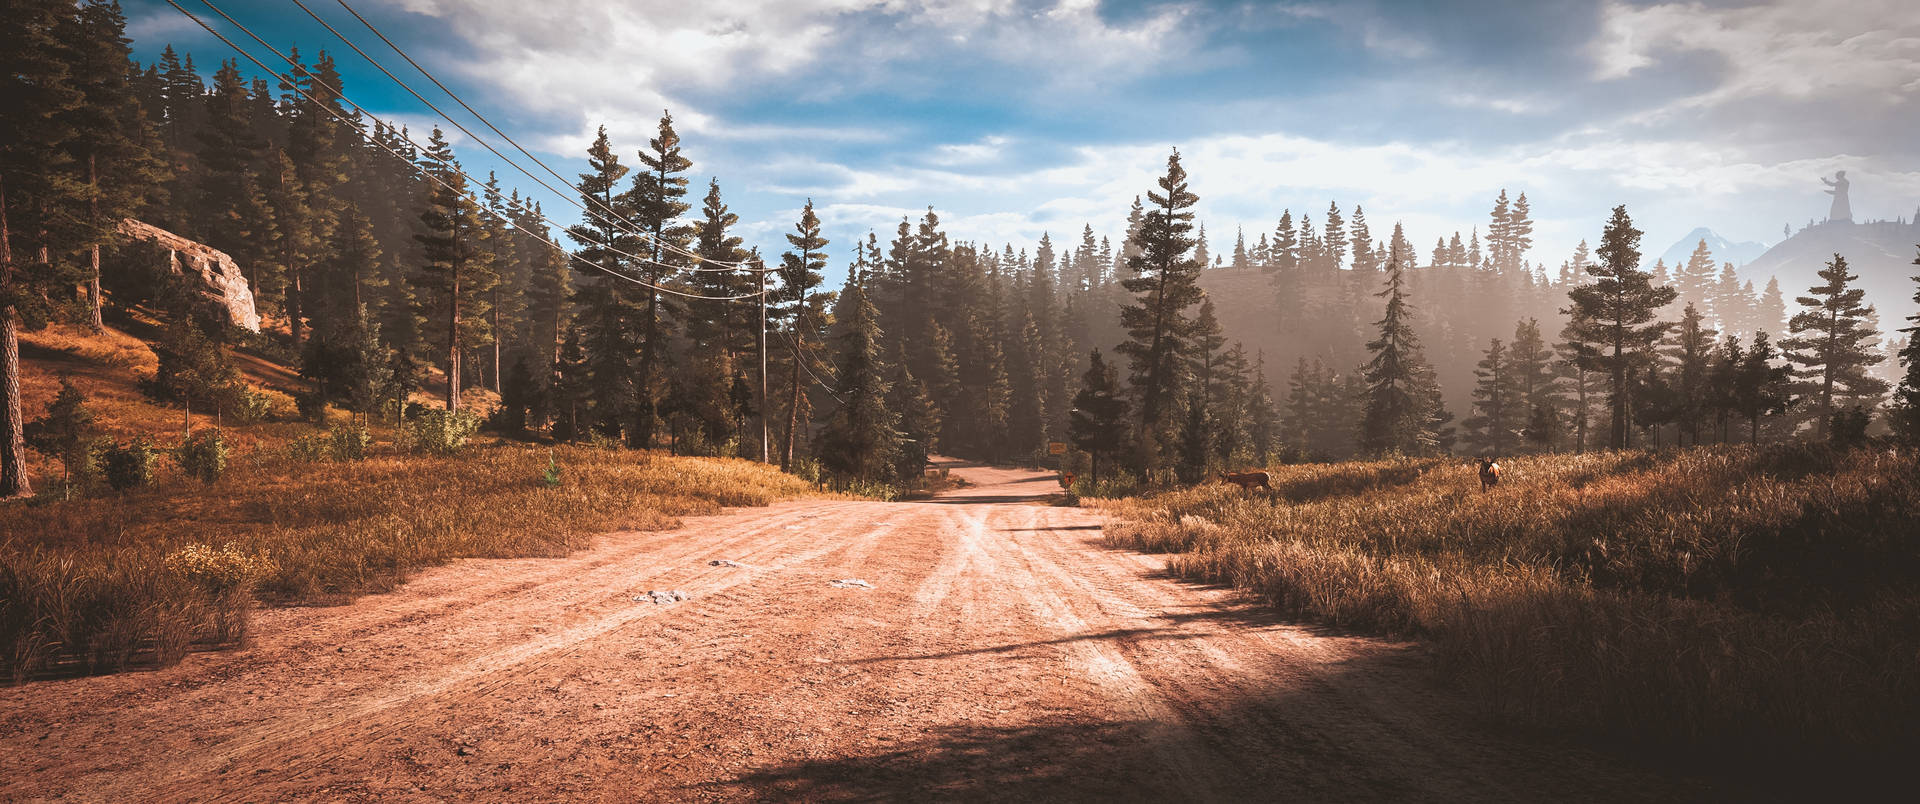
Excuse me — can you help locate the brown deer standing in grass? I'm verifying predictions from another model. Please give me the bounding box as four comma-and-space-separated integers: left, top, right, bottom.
1477, 457, 1502, 492
1219, 471, 1271, 492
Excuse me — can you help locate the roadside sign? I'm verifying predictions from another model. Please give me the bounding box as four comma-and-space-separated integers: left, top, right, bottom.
1047, 441, 1067, 455
1062, 472, 1075, 488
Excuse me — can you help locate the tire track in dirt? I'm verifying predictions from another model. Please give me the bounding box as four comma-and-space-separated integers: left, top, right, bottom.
163, 503, 902, 801
1, 462, 1700, 803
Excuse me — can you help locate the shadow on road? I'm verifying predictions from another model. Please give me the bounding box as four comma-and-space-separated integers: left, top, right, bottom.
711, 643, 1698, 803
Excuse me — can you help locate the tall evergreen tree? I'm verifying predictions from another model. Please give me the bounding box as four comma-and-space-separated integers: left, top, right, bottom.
1358, 256, 1438, 455
1463, 338, 1519, 454
412, 127, 493, 411
818, 271, 896, 482
1887, 249, 1920, 443
1666, 303, 1717, 445
61, 0, 165, 332
1564, 205, 1675, 449
1509, 318, 1558, 451
1068, 349, 1130, 486
1115, 150, 1202, 474
626, 112, 693, 448
1781, 254, 1888, 438
777, 200, 829, 469
685, 177, 751, 447
2, 0, 87, 498
566, 127, 636, 437
1733, 332, 1794, 443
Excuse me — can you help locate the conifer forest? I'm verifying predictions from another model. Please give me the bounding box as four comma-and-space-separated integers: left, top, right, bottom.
5, 1, 1919, 800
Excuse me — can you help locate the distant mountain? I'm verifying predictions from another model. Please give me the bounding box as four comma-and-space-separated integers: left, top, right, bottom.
1657, 227, 1769, 269
1739, 219, 1920, 332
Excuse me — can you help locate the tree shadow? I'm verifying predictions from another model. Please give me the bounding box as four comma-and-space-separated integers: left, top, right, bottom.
710, 641, 1710, 803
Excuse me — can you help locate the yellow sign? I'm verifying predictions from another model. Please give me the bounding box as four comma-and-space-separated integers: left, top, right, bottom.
1047, 441, 1067, 455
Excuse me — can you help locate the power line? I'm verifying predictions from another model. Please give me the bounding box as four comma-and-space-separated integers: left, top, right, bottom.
323, 0, 764, 273
166, 0, 765, 301
285, 0, 758, 277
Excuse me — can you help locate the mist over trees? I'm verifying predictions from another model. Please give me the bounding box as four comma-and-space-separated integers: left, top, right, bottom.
5, 0, 1920, 500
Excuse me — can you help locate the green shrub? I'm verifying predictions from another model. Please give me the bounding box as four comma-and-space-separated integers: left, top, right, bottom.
227, 386, 274, 424
96, 437, 158, 491
405, 408, 481, 455
285, 432, 330, 462
174, 428, 229, 484
328, 423, 371, 461
540, 450, 562, 488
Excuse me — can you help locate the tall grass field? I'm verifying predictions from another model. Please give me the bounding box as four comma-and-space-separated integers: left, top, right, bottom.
1099, 446, 1920, 774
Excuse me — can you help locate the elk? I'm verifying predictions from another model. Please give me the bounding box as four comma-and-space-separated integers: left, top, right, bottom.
1476, 457, 1502, 492
1218, 471, 1272, 492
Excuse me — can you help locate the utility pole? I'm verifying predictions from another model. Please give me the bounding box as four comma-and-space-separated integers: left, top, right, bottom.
757, 252, 770, 464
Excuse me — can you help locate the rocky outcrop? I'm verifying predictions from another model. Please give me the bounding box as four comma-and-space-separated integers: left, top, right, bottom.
116, 218, 261, 332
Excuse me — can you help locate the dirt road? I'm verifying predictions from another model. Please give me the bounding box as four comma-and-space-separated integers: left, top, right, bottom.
1, 463, 1693, 802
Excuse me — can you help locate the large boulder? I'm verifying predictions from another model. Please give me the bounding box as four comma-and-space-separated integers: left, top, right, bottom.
116, 218, 261, 332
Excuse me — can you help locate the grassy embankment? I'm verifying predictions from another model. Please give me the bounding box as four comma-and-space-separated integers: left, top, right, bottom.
1099, 448, 1920, 770
3, 324, 813, 681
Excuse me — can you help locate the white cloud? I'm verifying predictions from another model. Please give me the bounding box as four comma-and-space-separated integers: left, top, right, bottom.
125, 10, 205, 45
1593, 0, 1920, 106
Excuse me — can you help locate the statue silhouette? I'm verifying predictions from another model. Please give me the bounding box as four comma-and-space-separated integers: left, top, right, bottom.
1822, 171, 1852, 223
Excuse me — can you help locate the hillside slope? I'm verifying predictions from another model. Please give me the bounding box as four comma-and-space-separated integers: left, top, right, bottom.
1740, 220, 1920, 326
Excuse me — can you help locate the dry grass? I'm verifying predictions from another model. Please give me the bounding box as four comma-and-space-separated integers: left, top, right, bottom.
9, 323, 811, 680
2, 444, 812, 680
1098, 447, 1920, 771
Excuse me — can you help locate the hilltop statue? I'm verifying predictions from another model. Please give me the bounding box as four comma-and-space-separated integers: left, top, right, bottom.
1822, 170, 1852, 223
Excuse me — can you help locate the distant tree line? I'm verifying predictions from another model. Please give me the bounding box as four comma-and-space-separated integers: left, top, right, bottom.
5, 0, 1919, 501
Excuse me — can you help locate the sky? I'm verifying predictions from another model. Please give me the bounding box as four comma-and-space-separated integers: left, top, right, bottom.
125, 0, 1920, 273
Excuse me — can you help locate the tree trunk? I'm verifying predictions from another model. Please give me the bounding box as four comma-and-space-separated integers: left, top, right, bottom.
0, 172, 31, 499
88, 154, 105, 332
784, 331, 802, 471
490, 287, 501, 393
447, 270, 461, 411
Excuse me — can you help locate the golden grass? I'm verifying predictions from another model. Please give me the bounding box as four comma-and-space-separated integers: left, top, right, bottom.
2, 444, 813, 681
1098, 447, 1920, 769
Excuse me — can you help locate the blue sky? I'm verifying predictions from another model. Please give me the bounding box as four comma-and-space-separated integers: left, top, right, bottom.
125, 0, 1920, 273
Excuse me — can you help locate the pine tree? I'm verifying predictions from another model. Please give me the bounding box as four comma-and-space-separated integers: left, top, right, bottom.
2, 0, 87, 498
61, 0, 165, 332
1269, 210, 1296, 274
1888, 250, 1919, 443
1509, 318, 1558, 451
1734, 332, 1793, 443
1068, 349, 1129, 486
25, 377, 97, 496
685, 178, 751, 447
818, 272, 897, 482
886, 342, 936, 480
1678, 239, 1716, 314
1349, 206, 1378, 273
412, 127, 493, 411
625, 112, 694, 448
1359, 256, 1438, 455
1564, 205, 1676, 449
1115, 150, 1202, 474
1781, 254, 1888, 438
343, 304, 393, 429
1756, 276, 1788, 335
1665, 303, 1718, 445
195, 60, 277, 310
1464, 338, 1520, 454
566, 127, 636, 438
1230, 227, 1250, 270
1322, 202, 1345, 271
777, 200, 829, 469
1177, 298, 1227, 482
